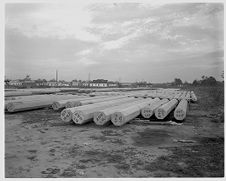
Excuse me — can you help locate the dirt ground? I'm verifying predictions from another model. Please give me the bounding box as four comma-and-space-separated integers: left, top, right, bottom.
5, 86, 224, 177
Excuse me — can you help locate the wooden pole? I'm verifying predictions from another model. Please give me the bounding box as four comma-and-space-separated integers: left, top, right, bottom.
111, 98, 155, 126
174, 99, 188, 121
191, 91, 197, 102
52, 96, 107, 110
6, 94, 82, 113
141, 98, 169, 119
155, 99, 178, 119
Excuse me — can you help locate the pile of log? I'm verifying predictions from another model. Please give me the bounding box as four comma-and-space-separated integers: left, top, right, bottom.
5, 88, 197, 125
61, 97, 136, 123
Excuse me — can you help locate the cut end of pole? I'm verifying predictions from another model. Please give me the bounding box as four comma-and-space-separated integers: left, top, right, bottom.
72, 111, 85, 124
174, 109, 186, 121
94, 111, 107, 125
65, 102, 74, 108
141, 107, 153, 119
61, 109, 72, 122
52, 102, 61, 110
6, 103, 15, 112
111, 112, 124, 126
155, 108, 166, 119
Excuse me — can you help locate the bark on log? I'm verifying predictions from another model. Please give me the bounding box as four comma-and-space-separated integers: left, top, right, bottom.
174, 99, 188, 121
141, 98, 169, 119
155, 99, 178, 119
111, 98, 155, 126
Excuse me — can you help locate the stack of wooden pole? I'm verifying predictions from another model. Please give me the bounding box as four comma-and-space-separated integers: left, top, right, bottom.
111, 98, 156, 126
72, 97, 139, 125
61, 97, 136, 123
155, 99, 178, 119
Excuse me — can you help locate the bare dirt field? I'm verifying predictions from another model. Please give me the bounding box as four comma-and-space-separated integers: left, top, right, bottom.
5, 86, 224, 177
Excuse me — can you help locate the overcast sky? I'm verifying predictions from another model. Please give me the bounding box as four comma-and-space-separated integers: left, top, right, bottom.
5, 3, 224, 83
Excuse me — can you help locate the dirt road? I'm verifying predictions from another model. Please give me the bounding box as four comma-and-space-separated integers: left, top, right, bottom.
5, 86, 224, 177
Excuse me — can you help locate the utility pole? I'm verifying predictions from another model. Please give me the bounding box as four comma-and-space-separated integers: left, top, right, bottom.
56, 70, 58, 86
118, 77, 121, 83
88, 72, 91, 87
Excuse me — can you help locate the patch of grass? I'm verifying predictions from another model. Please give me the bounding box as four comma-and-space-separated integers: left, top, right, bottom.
101, 130, 122, 136
191, 85, 224, 110
60, 168, 77, 177
84, 149, 125, 164
114, 163, 130, 171
132, 128, 171, 147
90, 135, 108, 142
143, 137, 224, 177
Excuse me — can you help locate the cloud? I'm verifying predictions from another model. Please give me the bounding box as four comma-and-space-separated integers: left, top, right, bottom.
6, 3, 100, 42
78, 58, 99, 66
77, 49, 92, 56
5, 3, 224, 82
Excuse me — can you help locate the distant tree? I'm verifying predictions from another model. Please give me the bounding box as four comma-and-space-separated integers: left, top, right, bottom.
5, 79, 11, 85
192, 80, 199, 86
24, 75, 31, 81
203, 76, 217, 86
173, 78, 183, 85
193, 76, 217, 86
201, 75, 207, 80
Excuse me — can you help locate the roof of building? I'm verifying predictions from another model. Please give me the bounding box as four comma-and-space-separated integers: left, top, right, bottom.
92, 79, 108, 83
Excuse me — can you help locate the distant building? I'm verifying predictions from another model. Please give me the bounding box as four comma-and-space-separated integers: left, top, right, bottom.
82, 81, 89, 87
90, 79, 108, 87
71, 80, 79, 87
89, 79, 118, 88
47, 79, 57, 87
35, 79, 48, 87
107, 81, 118, 87
58, 80, 70, 87
120, 82, 133, 87
22, 80, 36, 88
8, 80, 22, 86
